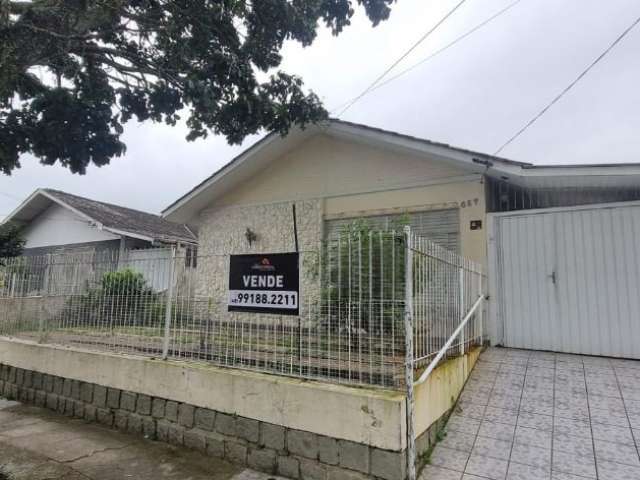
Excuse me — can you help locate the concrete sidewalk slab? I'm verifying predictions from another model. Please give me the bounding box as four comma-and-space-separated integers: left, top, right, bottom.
0, 399, 283, 480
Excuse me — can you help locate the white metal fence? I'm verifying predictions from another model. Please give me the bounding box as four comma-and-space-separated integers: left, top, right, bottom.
404, 228, 485, 480
0, 229, 484, 390
409, 231, 484, 368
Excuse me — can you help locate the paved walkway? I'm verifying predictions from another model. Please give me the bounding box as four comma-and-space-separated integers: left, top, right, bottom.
0, 399, 279, 480
421, 347, 640, 480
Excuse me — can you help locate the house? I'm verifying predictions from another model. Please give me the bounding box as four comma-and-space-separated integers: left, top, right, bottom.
163, 118, 640, 360
4, 120, 640, 480
2, 189, 197, 294
4, 188, 197, 256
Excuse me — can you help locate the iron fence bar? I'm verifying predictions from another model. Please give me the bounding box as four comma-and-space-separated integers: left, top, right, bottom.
477, 272, 483, 344
0, 230, 481, 392
459, 266, 465, 356
414, 294, 484, 386
404, 226, 416, 480
162, 246, 177, 360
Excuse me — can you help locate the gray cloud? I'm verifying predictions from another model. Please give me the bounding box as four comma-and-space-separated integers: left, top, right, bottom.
2, 0, 639, 220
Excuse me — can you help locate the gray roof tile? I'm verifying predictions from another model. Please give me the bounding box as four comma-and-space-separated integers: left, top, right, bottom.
44, 189, 196, 244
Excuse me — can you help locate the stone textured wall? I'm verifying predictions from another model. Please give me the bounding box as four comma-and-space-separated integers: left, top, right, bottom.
0, 362, 416, 480
195, 199, 322, 308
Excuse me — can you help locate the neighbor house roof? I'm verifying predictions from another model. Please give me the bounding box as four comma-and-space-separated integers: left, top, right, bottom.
4, 189, 197, 245
162, 118, 640, 223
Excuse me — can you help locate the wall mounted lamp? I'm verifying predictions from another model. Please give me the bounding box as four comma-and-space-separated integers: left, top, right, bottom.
245, 228, 258, 247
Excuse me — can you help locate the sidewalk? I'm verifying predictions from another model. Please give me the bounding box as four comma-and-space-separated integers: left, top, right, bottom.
0, 398, 279, 480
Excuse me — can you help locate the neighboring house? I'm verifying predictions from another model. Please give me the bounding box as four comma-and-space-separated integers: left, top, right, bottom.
5, 188, 196, 256
2, 189, 197, 294
163, 118, 640, 360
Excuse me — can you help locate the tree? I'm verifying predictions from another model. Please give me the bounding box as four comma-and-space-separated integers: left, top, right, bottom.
0, 221, 25, 259
0, 1, 396, 175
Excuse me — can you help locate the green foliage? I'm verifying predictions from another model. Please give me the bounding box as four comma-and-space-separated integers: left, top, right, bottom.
419, 428, 447, 470
0, 221, 25, 262
66, 268, 163, 327
321, 216, 409, 335
101, 269, 152, 298
0, 1, 397, 174
65, 268, 208, 333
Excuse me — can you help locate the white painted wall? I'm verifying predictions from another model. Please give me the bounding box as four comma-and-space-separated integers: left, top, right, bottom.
215, 134, 470, 207
199, 134, 487, 266
22, 203, 118, 249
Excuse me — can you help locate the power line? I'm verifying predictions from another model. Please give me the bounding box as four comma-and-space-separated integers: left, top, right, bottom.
494, 14, 640, 155
330, 0, 523, 114
0, 191, 22, 202
335, 0, 469, 117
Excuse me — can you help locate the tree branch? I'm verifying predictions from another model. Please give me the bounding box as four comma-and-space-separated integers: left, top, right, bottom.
16, 21, 101, 40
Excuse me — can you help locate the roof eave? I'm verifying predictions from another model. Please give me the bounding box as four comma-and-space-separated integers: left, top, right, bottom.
161, 125, 318, 220
103, 226, 197, 245
161, 119, 514, 222
2, 188, 101, 227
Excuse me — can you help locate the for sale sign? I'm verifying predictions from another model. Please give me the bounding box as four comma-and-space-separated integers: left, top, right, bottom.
228, 252, 299, 315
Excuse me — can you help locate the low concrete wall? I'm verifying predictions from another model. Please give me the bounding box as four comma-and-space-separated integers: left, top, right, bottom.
0, 338, 481, 480
0, 296, 66, 333
413, 347, 482, 453
0, 337, 404, 451
0, 337, 407, 480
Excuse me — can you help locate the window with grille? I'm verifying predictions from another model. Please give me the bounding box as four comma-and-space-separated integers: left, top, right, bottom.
324, 208, 459, 252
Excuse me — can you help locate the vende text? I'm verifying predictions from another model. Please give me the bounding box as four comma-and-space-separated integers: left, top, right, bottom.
242, 275, 284, 288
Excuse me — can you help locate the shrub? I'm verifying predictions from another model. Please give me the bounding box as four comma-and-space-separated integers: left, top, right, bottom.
318, 217, 409, 336
101, 269, 153, 298
60, 268, 165, 328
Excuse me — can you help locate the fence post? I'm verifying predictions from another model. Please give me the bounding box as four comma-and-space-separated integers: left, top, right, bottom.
39, 254, 53, 343
459, 265, 465, 356
403, 226, 416, 480
477, 269, 483, 346
162, 246, 177, 360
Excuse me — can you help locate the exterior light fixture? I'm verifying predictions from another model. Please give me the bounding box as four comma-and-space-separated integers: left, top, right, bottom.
245, 228, 257, 247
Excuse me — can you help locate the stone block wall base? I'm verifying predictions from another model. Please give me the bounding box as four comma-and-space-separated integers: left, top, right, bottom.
0, 363, 408, 480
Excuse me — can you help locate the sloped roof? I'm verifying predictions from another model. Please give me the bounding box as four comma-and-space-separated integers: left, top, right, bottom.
5, 189, 196, 245
162, 118, 640, 224
161, 118, 533, 223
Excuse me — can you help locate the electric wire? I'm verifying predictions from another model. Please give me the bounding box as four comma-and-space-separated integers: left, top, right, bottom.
330, 0, 523, 114
494, 14, 640, 155
335, 0, 469, 117
0, 191, 22, 201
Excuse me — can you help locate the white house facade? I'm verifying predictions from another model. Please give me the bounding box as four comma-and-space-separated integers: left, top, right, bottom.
165, 119, 640, 360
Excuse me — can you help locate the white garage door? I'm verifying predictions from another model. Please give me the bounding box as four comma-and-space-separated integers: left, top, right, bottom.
492, 202, 640, 358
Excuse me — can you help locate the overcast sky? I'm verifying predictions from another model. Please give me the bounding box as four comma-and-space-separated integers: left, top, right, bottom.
2, 0, 640, 221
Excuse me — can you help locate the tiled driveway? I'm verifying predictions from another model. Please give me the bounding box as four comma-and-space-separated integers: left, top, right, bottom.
421, 347, 640, 480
